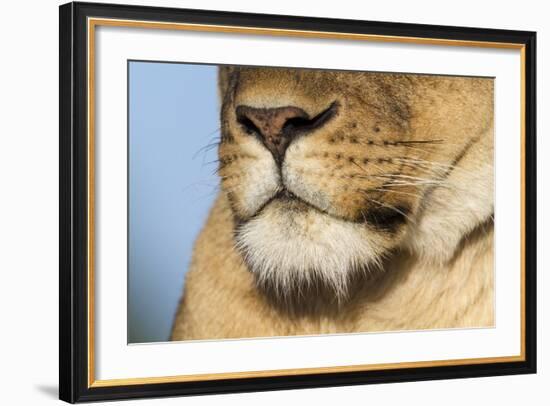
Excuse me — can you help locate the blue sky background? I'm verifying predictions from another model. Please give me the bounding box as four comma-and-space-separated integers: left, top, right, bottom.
128, 61, 219, 343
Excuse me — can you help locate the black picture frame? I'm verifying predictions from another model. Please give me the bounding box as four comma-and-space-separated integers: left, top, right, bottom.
59, 1, 537, 403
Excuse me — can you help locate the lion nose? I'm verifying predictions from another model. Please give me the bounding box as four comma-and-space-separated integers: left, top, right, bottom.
236, 103, 339, 164
235, 105, 310, 163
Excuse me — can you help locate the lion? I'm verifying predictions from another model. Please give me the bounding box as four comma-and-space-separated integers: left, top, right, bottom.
171, 66, 494, 340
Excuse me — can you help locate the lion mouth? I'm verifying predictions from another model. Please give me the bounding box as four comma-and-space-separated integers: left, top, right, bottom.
265, 188, 313, 213
268, 186, 410, 231
250, 187, 321, 219
273, 188, 299, 202
265, 186, 339, 220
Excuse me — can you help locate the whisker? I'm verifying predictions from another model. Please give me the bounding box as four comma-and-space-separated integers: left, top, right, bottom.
349, 159, 398, 176
350, 138, 441, 154
370, 187, 423, 199
358, 194, 416, 224
381, 181, 450, 188
350, 160, 368, 173
395, 139, 444, 145
393, 143, 438, 154
372, 173, 444, 183
203, 158, 220, 167
192, 139, 220, 160
204, 126, 222, 138
395, 157, 478, 177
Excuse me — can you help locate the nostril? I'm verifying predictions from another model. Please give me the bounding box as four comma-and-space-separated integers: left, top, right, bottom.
282, 101, 339, 135
236, 112, 261, 136
281, 116, 312, 134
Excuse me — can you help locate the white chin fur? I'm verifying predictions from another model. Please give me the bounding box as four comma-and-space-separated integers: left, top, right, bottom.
235, 203, 383, 298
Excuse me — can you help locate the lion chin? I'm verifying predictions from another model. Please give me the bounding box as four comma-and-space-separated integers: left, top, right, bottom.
235, 197, 383, 300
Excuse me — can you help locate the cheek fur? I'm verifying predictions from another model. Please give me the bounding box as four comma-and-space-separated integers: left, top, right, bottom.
282, 137, 373, 221
282, 140, 338, 214
220, 138, 281, 219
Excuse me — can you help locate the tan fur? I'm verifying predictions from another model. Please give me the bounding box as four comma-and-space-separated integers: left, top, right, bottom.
171, 67, 494, 340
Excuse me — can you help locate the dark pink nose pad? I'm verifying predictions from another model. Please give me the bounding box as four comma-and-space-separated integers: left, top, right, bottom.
236, 102, 338, 164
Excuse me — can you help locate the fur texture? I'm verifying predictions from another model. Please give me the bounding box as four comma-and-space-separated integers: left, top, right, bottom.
171, 67, 494, 340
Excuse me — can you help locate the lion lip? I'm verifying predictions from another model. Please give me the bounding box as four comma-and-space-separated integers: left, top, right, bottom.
267, 188, 314, 212
274, 188, 299, 201
270, 187, 328, 215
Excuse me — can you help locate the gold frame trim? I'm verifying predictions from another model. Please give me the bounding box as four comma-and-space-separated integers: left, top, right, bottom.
87, 17, 527, 388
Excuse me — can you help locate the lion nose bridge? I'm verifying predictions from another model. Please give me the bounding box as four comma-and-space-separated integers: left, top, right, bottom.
235, 105, 309, 163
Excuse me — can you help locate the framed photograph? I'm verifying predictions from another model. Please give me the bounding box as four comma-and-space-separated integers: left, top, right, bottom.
59, 1, 537, 403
